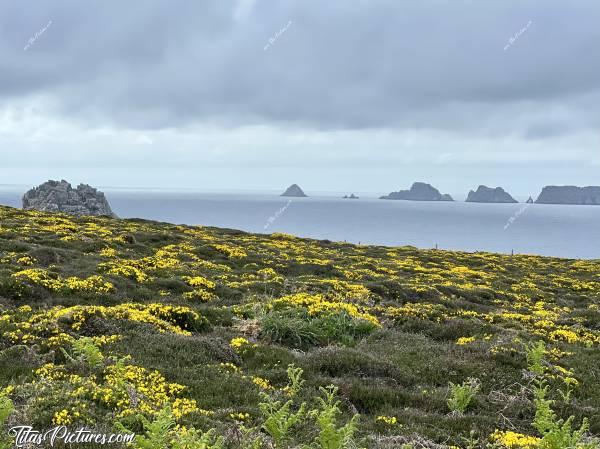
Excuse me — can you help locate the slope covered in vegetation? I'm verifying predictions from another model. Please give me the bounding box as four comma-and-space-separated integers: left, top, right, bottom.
0, 205, 599, 448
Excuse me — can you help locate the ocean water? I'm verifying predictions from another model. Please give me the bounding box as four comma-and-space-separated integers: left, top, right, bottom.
1, 187, 599, 259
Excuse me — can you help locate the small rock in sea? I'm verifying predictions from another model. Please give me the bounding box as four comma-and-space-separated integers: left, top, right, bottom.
281, 184, 307, 197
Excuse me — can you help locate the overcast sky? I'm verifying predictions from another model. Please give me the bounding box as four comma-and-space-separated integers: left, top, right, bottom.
1, 0, 598, 196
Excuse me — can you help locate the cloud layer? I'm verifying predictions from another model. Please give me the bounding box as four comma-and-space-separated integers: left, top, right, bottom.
0, 0, 598, 192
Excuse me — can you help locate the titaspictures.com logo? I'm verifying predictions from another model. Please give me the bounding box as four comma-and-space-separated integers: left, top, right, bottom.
9, 426, 135, 447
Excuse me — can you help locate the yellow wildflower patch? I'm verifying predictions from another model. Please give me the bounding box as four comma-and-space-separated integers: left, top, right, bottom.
490, 430, 540, 449
273, 293, 380, 326
12, 269, 114, 294
456, 336, 476, 345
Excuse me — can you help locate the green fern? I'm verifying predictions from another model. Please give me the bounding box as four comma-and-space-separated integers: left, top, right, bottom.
533, 381, 594, 449
259, 393, 306, 447
119, 406, 223, 449
447, 378, 480, 414
172, 428, 225, 449
526, 344, 597, 449
258, 363, 308, 447
61, 337, 104, 369
132, 407, 175, 449
237, 426, 267, 449
312, 385, 359, 449
526, 340, 546, 376
285, 364, 305, 398
0, 394, 13, 425
0, 393, 14, 449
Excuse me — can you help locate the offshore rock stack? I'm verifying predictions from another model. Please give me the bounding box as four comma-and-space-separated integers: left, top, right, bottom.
380, 182, 454, 201
535, 186, 600, 205
281, 184, 307, 197
466, 185, 518, 203
22, 180, 116, 217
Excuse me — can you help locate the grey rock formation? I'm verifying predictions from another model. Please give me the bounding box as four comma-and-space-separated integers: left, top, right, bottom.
22, 180, 116, 217
535, 186, 600, 205
380, 182, 454, 201
466, 185, 518, 203
343, 193, 359, 199
526, 196, 534, 204
281, 184, 307, 197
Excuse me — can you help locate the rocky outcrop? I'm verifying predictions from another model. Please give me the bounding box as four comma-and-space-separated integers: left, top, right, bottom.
526, 196, 534, 204
535, 186, 600, 205
466, 185, 517, 203
380, 182, 454, 201
281, 184, 307, 197
22, 180, 116, 217
343, 194, 359, 199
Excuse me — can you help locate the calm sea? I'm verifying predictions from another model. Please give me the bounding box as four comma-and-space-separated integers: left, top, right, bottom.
1, 187, 599, 259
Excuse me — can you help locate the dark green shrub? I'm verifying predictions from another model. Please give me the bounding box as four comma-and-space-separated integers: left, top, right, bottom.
261, 309, 320, 348
260, 309, 377, 348
0, 278, 39, 301
27, 247, 65, 266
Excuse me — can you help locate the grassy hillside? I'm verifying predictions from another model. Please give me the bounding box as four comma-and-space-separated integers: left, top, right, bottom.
0, 205, 599, 448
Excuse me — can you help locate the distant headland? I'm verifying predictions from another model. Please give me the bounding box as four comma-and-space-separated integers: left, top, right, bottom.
535, 186, 600, 205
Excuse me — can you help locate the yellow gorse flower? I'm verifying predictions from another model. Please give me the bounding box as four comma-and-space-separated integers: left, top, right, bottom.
11, 269, 114, 294
1, 303, 204, 346
184, 276, 216, 290
251, 376, 272, 390
52, 409, 73, 425
376, 415, 398, 425
229, 412, 250, 421
229, 337, 256, 352
457, 336, 476, 345
491, 430, 540, 449
213, 244, 247, 259
272, 293, 380, 327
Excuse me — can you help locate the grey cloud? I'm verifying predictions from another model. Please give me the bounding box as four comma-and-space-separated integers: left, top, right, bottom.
0, 0, 598, 136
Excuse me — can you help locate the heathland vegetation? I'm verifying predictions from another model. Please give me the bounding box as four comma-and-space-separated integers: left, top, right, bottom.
0, 205, 599, 448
